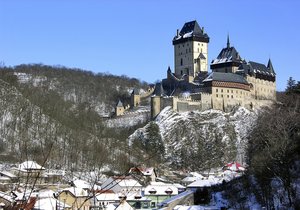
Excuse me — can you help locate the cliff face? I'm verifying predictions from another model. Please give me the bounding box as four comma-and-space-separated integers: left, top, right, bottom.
129, 106, 258, 170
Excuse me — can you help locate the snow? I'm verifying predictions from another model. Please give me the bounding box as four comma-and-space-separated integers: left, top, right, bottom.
144, 182, 178, 196
19, 161, 45, 170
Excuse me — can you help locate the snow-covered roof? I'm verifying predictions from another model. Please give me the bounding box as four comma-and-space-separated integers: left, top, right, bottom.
73, 179, 92, 189
187, 179, 213, 188
115, 200, 134, 210
144, 182, 178, 196
224, 162, 245, 172
112, 176, 142, 188
181, 176, 203, 183
19, 161, 45, 171
0, 171, 17, 178
96, 192, 118, 201
60, 187, 88, 197
34, 197, 70, 210
129, 167, 155, 176
0, 191, 14, 203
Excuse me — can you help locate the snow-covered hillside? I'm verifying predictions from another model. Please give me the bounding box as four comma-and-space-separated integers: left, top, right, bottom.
128, 106, 258, 169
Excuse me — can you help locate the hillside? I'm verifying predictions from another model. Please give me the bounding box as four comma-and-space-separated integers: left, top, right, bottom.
0, 64, 149, 171
128, 106, 258, 170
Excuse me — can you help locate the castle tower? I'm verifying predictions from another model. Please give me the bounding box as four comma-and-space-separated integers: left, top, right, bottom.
115, 100, 125, 116
173, 20, 210, 81
151, 83, 164, 119
131, 88, 140, 107
211, 35, 243, 73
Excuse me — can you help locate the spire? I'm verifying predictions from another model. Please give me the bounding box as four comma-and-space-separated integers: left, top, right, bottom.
227, 34, 230, 48
267, 58, 275, 74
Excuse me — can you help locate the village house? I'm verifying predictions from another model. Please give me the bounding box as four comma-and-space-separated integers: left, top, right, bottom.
57, 187, 90, 210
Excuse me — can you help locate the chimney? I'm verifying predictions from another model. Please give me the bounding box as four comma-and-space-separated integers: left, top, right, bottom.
176, 29, 179, 36
202, 27, 204, 33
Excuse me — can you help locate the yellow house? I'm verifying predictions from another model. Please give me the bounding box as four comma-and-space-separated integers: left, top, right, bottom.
58, 187, 90, 210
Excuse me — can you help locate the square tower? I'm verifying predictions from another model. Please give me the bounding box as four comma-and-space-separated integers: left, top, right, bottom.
173, 20, 209, 81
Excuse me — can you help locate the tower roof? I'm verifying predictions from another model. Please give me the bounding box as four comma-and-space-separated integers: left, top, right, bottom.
267, 58, 275, 74
153, 83, 165, 96
237, 60, 276, 78
131, 88, 140, 95
116, 100, 123, 107
173, 20, 209, 44
211, 36, 243, 69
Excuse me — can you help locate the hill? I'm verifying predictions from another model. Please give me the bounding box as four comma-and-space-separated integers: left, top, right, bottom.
128, 106, 258, 170
0, 64, 149, 171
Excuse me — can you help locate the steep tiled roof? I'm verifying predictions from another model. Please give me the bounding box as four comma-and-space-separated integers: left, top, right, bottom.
211, 36, 243, 68
173, 20, 209, 44
203, 72, 249, 85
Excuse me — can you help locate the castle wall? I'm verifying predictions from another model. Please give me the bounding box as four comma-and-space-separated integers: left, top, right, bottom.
211, 86, 252, 111
247, 76, 276, 100
212, 66, 239, 73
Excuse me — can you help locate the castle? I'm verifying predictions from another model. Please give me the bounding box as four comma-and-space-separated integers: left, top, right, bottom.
151, 20, 276, 118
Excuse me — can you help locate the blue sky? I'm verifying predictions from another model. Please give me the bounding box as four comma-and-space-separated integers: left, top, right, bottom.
0, 0, 299, 91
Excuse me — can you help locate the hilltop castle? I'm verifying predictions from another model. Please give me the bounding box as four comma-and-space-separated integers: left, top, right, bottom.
151, 20, 276, 118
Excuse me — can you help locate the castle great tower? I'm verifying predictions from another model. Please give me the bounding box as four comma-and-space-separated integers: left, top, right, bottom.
172, 20, 209, 82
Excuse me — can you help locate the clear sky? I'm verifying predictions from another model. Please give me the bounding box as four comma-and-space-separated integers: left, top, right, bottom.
0, 0, 299, 91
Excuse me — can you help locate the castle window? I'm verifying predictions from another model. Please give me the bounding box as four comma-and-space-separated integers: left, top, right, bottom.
221, 94, 223, 98
216, 89, 218, 93
227, 95, 229, 98
231, 95, 233, 98
186, 49, 188, 53
181, 70, 183, 75
227, 90, 229, 93
180, 58, 183, 66
216, 94, 218, 97
221, 89, 223, 93
231, 90, 233, 93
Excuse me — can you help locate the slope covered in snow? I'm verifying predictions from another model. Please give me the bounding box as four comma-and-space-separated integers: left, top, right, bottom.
129, 106, 258, 170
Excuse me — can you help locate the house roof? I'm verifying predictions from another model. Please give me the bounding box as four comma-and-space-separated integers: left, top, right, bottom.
173, 20, 209, 44
144, 182, 178, 196
0, 171, 17, 178
224, 162, 245, 172
203, 72, 249, 85
19, 161, 45, 171
60, 187, 88, 197
129, 167, 155, 176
